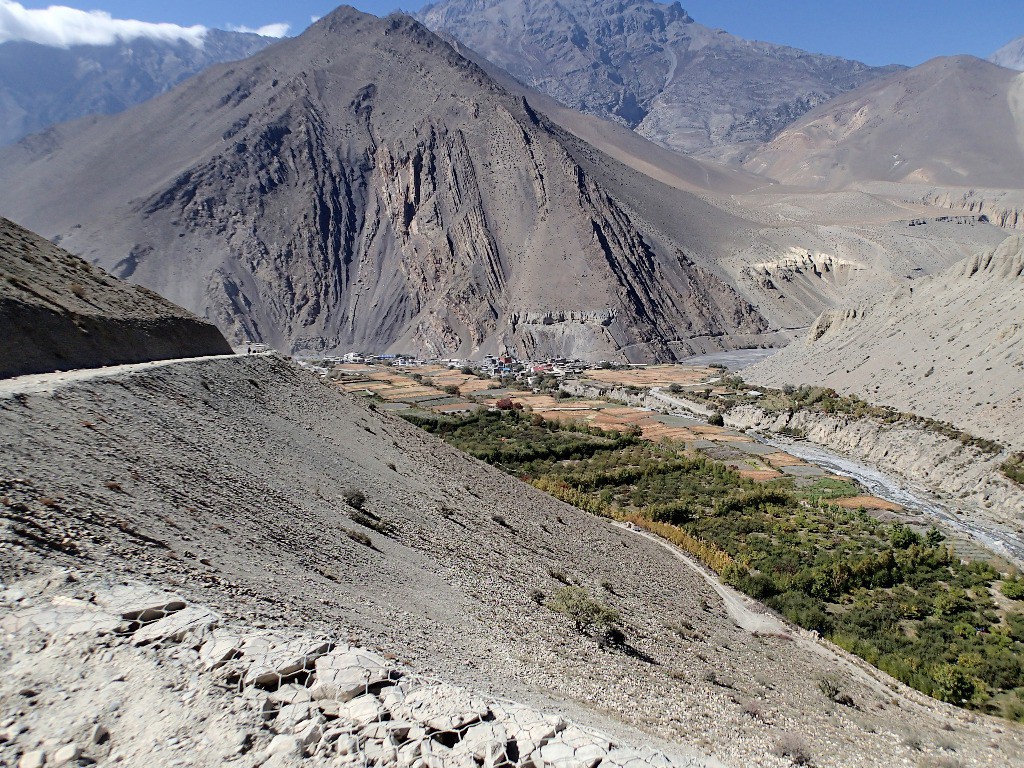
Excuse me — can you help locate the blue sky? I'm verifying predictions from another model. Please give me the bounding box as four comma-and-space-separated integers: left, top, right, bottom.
6, 0, 1023, 66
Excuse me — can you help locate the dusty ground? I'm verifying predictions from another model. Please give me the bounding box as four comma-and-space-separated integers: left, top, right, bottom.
2, 354, 1022, 766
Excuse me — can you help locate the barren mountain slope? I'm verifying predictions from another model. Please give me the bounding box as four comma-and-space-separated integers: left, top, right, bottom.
1, 354, 1020, 767
992, 35, 1024, 71
0, 8, 771, 362
744, 56, 1024, 190
744, 236, 1024, 449
0, 217, 230, 378
0, 30, 276, 146
417, 0, 901, 159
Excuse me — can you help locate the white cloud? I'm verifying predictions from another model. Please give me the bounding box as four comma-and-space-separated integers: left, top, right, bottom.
0, 1, 208, 47
226, 22, 290, 38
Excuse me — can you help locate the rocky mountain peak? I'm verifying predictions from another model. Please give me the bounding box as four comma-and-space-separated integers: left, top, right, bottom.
416, 0, 901, 159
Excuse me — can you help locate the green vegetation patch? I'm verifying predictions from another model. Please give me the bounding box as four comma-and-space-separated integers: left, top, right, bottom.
403, 409, 1024, 719
1002, 453, 1024, 486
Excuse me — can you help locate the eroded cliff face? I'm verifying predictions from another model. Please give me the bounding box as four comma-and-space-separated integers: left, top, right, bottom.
727, 405, 1024, 533
0, 9, 769, 360
920, 189, 1024, 231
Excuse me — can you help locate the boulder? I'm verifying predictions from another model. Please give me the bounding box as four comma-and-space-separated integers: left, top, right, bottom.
244, 639, 331, 687
531, 725, 612, 768
309, 648, 396, 702
131, 606, 218, 645
96, 586, 186, 622
451, 721, 508, 764
491, 702, 565, 756
339, 694, 387, 728
391, 684, 489, 732
199, 629, 244, 671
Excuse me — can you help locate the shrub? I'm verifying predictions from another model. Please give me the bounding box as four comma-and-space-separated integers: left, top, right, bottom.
443, 384, 461, 396
708, 412, 725, 427
350, 511, 387, 534
772, 734, 812, 765
545, 586, 620, 635
1001, 577, 1024, 600
343, 488, 366, 510
346, 529, 372, 547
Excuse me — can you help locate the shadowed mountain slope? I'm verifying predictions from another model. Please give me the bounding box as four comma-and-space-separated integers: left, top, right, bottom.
417, 0, 901, 160
0, 217, 231, 379
743, 56, 1024, 190
0, 8, 771, 361
0, 30, 276, 146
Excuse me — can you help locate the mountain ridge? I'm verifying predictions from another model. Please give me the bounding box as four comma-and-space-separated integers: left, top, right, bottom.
0, 7, 773, 361
0, 28, 277, 146
416, 0, 903, 160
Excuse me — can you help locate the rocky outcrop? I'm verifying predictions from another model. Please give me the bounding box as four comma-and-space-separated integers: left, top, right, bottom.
0, 217, 231, 378
920, 188, 1024, 231
744, 236, 1024, 450
991, 35, 1024, 71
417, 0, 900, 159
0, 574, 705, 768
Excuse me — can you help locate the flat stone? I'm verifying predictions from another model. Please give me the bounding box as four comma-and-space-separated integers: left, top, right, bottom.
274, 702, 316, 730
452, 721, 508, 763
309, 648, 396, 702
18, 750, 45, 768
603, 748, 677, 768
244, 639, 331, 687
532, 726, 611, 768
132, 606, 218, 646
339, 694, 386, 728
2, 604, 119, 636
267, 734, 302, 757
391, 684, 489, 732
268, 685, 313, 705
96, 586, 186, 622
491, 702, 564, 756
199, 630, 244, 671
293, 718, 323, 751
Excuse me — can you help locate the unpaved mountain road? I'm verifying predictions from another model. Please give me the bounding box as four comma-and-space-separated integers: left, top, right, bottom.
613, 522, 788, 635
0, 353, 244, 397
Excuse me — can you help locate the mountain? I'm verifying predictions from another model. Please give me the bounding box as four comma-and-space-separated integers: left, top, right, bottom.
0, 8, 774, 361
0, 29, 276, 146
743, 56, 1024, 190
991, 35, 1024, 71
0, 217, 231, 378
744, 236, 1024, 449
416, 0, 902, 159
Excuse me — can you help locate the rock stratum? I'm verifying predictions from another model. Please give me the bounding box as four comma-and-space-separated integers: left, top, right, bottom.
0, 30, 276, 146
0, 8, 773, 362
744, 236, 1024, 451
417, 0, 900, 161
2, 353, 1020, 767
0, 217, 231, 378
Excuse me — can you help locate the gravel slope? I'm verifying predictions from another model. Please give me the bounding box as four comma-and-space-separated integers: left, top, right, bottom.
2, 354, 1021, 766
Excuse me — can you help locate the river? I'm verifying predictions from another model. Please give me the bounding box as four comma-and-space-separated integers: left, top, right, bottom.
761, 435, 1024, 569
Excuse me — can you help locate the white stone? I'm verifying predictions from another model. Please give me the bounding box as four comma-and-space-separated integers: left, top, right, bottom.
491, 702, 564, 756
198, 629, 243, 671
339, 694, 386, 728
452, 721, 508, 763
308, 647, 396, 702
293, 718, 323, 751
392, 684, 489, 732
95, 586, 186, 622
267, 734, 302, 757
18, 750, 45, 768
131, 606, 218, 645
603, 748, 677, 768
244, 639, 331, 687
51, 742, 81, 766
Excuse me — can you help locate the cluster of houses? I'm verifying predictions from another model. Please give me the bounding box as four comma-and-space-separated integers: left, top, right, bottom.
333, 351, 615, 385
